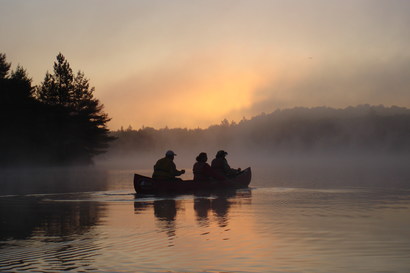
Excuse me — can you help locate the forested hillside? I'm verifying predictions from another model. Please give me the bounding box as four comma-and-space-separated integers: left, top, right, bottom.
108, 105, 410, 157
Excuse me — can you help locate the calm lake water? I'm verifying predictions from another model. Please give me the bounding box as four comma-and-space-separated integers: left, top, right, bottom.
1, 160, 410, 273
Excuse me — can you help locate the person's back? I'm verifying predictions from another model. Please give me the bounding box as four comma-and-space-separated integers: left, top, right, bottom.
211, 150, 240, 177
153, 157, 175, 179
193, 161, 209, 182
193, 152, 224, 182
152, 150, 185, 180
210, 157, 226, 177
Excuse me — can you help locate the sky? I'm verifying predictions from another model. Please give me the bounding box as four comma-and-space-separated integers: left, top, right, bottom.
1, 0, 410, 130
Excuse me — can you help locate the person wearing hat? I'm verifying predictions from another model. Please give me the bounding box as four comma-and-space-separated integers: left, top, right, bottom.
193, 152, 225, 182
211, 150, 241, 178
152, 150, 185, 180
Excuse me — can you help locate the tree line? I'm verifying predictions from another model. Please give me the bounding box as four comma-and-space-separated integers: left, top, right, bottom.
0, 53, 114, 166
108, 105, 410, 157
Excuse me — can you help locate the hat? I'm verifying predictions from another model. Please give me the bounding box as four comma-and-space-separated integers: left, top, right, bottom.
196, 152, 207, 161
166, 150, 176, 156
216, 150, 228, 157
198, 152, 207, 157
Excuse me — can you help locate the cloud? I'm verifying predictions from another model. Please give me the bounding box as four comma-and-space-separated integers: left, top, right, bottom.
101, 48, 410, 130
233, 55, 410, 118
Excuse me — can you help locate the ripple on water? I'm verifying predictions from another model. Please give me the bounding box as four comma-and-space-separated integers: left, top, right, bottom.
1, 187, 410, 272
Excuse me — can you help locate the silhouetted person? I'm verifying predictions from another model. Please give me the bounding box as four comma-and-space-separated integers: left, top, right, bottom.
152, 150, 185, 180
211, 150, 241, 178
193, 152, 224, 182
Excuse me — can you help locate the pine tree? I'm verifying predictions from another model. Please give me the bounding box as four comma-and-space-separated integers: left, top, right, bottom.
0, 52, 114, 165
36, 53, 114, 164
10, 65, 34, 101
37, 53, 74, 106
0, 54, 33, 104
0, 53, 39, 165
0, 53, 11, 79
70, 70, 114, 161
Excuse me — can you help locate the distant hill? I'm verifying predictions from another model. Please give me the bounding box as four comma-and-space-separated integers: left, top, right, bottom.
107, 105, 410, 156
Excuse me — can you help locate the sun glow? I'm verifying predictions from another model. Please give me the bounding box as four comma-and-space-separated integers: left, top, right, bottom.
170, 72, 265, 126
102, 54, 272, 130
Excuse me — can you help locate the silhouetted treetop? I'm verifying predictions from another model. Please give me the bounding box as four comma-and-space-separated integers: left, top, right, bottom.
0, 55, 33, 104
0, 53, 11, 79
0, 52, 114, 166
36, 53, 114, 163
37, 53, 74, 106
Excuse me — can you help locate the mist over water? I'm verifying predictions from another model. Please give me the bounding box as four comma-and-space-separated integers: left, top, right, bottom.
1, 150, 410, 272
2, 105, 410, 272
0, 167, 110, 195
99, 105, 410, 187
1, 165, 410, 272
96, 150, 410, 190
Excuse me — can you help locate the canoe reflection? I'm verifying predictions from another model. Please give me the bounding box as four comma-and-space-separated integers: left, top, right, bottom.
133, 189, 252, 232
154, 199, 177, 220
194, 196, 231, 228
154, 199, 178, 246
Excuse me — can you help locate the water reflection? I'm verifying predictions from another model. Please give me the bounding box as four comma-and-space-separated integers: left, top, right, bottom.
0, 194, 107, 271
0, 168, 109, 272
154, 199, 178, 246
2, 178, 410, 273
194, 194, 232, 228
194, 198, 211, 227
133, 201, 151, 214
133, 189, 252, 236
0, 196, 106, 241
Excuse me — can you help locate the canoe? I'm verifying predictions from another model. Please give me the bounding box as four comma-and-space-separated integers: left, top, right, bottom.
134, 167, 252, 194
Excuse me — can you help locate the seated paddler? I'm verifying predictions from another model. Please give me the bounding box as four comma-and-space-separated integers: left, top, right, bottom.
152, 150, 185, 181
193, 152, 225, 182
211, 150, 241, 178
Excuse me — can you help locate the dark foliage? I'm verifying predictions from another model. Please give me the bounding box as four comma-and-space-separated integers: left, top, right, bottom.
0, 53, 114, 166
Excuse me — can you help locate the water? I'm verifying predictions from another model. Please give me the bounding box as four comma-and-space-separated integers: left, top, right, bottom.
1, 164, 410, 273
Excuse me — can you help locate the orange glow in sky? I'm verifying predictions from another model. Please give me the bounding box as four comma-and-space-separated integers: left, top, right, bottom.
2, 1, 410, 130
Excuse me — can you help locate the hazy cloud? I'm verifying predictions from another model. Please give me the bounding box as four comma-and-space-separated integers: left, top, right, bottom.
228, 55, 410, 119
1, 0, 410, 129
